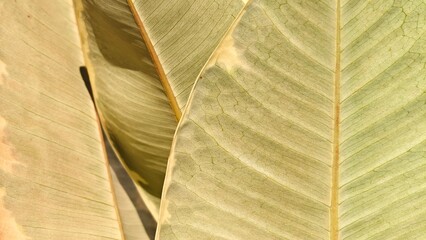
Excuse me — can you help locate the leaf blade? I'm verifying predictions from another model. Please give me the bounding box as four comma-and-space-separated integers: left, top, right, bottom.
339, 0, 426, 238
0, 0, 122, 239
157, 0, 426, 239
158, 1, 336, 239
73, 0, 178, 218
130, 0, 246, 110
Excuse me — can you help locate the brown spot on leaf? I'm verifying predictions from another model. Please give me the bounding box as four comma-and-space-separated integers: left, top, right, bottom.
0, 188, 29, 239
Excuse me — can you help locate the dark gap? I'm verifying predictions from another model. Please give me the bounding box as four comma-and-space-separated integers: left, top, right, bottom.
79, 66, 157, 238
105, 132, 157, 239
79, 66, 94, 102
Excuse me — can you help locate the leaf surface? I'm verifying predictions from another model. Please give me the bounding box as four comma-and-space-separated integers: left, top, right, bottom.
73, 0, 250, 219
0, 1, 122, 239
158, 0, 426, 239
129, 0, 246, 110
73, 0, 177, 218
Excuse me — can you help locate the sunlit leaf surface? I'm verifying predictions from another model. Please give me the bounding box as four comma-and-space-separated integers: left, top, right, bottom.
0, 1, 122, 239
158, 0, 426, 239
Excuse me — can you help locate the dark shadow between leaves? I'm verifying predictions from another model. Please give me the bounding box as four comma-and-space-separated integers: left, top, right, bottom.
80, 66, 157, 239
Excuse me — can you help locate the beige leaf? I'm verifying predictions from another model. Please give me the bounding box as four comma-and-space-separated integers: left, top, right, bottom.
0, 1, 122, 239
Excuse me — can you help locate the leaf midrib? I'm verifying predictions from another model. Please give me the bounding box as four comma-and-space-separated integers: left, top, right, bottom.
331, 0, 341, 239
126, 0, 182, 121
202, 2, 343, 238
129, 0, 343, 238
125, 0, 254, 122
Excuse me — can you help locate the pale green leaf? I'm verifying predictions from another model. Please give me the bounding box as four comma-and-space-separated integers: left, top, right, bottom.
0, 0, 122, 239
129, 0, 246, 110
158, 0, 426, 239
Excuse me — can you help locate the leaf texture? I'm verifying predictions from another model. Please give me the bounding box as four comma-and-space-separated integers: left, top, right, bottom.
74, 0, 249, 219
339, 0, 426, 239
158, 0, 426, 239
129, 0, 246, 110
73, 0, 177, 218
0, 0, 122, 239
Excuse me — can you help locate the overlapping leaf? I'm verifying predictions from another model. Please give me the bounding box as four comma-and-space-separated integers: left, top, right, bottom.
129, 0, 245, 110
73, 0, 249, 219
74, 0, 176, 217
157, 0, 426, 239
2, 0, 425, 239
0, 1, 122, 239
